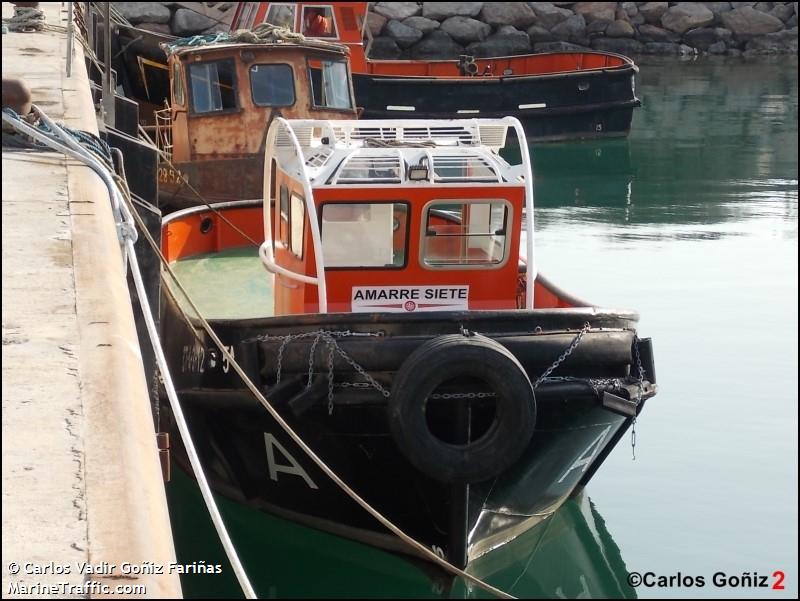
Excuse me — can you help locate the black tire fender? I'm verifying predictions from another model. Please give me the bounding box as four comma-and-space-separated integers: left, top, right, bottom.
388, 334, 536, 484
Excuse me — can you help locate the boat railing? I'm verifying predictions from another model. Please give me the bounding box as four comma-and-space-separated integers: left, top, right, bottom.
154, 106, 174, 161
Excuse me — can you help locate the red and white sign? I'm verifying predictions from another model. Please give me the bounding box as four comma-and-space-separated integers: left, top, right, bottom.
351, 286, 469, 313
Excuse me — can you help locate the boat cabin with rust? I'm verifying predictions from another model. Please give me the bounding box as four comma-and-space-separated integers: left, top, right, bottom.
153, 36, 358, 212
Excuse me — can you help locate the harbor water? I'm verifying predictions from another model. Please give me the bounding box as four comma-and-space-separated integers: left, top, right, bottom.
166, 56, 798, 599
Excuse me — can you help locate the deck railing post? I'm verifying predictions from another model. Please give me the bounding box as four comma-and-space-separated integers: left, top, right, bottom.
101, 1, 115, 127
66, 2, 74, 77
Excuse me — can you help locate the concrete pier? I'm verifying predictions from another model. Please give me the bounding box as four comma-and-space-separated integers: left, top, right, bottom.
2, 3, 181, 598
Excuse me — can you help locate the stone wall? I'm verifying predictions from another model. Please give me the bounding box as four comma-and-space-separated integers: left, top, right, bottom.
114, 2, 798, 57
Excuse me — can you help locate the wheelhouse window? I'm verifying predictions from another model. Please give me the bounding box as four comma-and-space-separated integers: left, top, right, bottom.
321, 202, 408, 268
279, 185, 290, 246
250, 64, 295, 107
301, 5, 337, 37
308, 60, 352, 110
188, 60, 237, 114
265, 4, 296, 30
290, 193, 305, 258
422, 201, 510, 268
238, 2, 259, 30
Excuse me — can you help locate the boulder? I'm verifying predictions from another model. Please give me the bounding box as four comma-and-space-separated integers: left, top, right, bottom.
661, 3, 715, 34
631, 13, 646, 25
683, 26, 720, 49
409, 30, 465, 59
550, 13, 587, 42
622, 2, 639, 17
744, 27, 798, 52
789, 13, 798, 27
722, 6, 785, 36
527, 24, 556, 42
422, 2, 484, 20
466, 28, 532, 57
607, 19, 636, 37
573, 2, 616, 23
586, 18, 612, 36
530, 3, 573, 30
591, 37, 644, 54
638, 2, 669, 24
171, 8, 217, 36
440, 15, 491, 43
637, 24, 681, 42
402, 16, 441, 34
770, 3, 795, 21
678, 43, 698, 54
114, 2, 171, 25
479, 2, 537, 28
368, 36, 402, 59
753, 2, 774, 12
616, 8, 631, 23
373, 2, 421, 21
384, 19, 425, 47
367, 12, 387, 37
708, 40, 727, 53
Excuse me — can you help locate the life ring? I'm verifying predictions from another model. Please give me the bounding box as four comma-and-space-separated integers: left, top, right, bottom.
388, 334, 536, 484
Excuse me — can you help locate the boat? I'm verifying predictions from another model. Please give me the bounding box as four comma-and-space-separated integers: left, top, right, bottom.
229, 2, 642, 141
157, 116, 657, 570
146, 32, 358, 213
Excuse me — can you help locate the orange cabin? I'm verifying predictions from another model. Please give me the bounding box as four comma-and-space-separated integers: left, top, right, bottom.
258, 118, 539, 316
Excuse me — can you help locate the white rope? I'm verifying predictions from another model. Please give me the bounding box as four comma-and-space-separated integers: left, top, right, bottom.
0, 108, 258, 600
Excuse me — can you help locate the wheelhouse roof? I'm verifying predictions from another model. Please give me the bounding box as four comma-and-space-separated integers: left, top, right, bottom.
271, 119, 528, 188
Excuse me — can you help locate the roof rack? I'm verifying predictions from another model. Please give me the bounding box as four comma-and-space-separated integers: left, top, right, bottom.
281, 119, 512, 153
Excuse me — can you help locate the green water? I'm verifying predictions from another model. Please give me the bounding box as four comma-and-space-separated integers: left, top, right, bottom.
166, 56, 798, 598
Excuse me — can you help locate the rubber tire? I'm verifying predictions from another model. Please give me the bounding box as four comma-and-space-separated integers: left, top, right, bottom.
389, 334, 536, 484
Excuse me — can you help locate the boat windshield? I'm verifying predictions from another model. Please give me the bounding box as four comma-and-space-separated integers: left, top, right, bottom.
250, 64, 295, 107
321, 202, 408, 268
308, 59, 352, 110
188, 60, 237, 113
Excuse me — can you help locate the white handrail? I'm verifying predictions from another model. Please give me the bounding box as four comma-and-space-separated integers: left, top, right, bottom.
505, 117, 537, 309
261, 117, 329, 312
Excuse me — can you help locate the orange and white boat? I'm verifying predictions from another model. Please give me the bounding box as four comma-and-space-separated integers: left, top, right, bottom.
159, 117, 657, 568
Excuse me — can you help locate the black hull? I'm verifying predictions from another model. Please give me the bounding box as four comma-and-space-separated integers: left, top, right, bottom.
352, 60, 640, 142
159, 283, 656, 569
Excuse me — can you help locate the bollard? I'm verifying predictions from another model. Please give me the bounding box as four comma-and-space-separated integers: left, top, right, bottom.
2, 77, 33, 115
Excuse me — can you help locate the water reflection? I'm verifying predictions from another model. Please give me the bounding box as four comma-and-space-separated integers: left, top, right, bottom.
166, 466, 635, 599
458, 493, 636, 599
514, 57, 798, 242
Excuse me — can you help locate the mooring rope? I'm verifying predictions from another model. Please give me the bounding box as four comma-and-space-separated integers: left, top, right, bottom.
162, 22, 345, 55
1, 107, 258, 599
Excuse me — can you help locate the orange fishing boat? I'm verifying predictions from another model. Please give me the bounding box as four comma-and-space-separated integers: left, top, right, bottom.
158, 117, 657, 568
230, 2, 641, 141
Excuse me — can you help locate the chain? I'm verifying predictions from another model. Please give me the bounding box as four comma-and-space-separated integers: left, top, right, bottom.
265, 329, 390, 415
533, 322, 591, 389
429, 391, 496, 400
327, 343, 335, 415
631, 338, 646, 461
